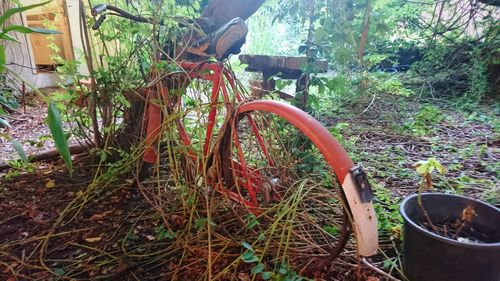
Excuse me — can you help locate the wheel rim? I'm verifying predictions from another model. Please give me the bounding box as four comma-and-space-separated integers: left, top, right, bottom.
218, 108, 351, 266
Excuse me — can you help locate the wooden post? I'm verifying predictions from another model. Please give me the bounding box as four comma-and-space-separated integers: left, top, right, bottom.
262, 69, 275, 93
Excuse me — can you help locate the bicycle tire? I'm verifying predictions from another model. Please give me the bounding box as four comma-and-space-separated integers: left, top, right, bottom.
216, 100, 356, 266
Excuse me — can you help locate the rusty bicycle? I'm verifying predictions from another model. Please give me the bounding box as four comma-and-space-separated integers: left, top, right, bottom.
91, 3, 378, 264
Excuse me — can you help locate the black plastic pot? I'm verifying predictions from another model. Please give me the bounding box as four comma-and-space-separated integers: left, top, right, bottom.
400, 193, 500, 281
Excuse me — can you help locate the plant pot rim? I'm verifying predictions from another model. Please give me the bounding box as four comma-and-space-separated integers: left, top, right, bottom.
400, 193, 500, 248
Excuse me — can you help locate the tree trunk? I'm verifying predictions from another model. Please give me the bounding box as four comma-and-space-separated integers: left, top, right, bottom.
357, 0, 372, 65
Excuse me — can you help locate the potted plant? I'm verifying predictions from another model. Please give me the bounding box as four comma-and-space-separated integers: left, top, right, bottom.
400, 158, 500, 281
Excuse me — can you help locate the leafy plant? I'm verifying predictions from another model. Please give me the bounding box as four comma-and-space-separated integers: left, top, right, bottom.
3, 159, 37, 179
1, 1, 59, 126
1, 0, 72, 173
403, 105, 443, 136
154, 225, 176, 240
47, 101, 73, 173
411, 43, 495, 99
413, 157, 445, 231
370, 74, 413, 97
194, 217, 216, 232
328, 122, 358, 152
0, 74, 18, 128
0, 1, 60, 68
372, 181, 403, 240
240, 242, 270, 279
239, 242, 311, 280
244, 214, 260, 229
414, 157, 445, 188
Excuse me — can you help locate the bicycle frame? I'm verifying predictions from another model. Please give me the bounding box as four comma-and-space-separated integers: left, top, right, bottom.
141, 61, 378, 257
91, 0, 378, 262
143, 61, 264, 204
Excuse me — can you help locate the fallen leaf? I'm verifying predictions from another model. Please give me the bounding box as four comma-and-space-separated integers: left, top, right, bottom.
28, 208, 38, 218
32, 213, 45, 224
84, 237, 102, 243
146, 235, 155, 241
238, 273, 251, 281
114, 259, 129, 274
170, 214, 185, 227
90, 211, 113, 221
90, 214, 104, 221
45, 180, 56, 189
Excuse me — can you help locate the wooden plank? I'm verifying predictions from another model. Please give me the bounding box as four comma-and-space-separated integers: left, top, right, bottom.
239, 54, 328, 74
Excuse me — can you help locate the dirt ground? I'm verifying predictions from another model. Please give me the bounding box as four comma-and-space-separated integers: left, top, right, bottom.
0, 93, 498, 280
0, 89, 83, 164
0, 99, 54, 163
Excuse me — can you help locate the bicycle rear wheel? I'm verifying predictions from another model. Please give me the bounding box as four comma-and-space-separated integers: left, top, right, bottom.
217, 100, 357, 266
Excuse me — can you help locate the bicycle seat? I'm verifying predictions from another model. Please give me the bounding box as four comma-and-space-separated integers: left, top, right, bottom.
186, 17, 248, 61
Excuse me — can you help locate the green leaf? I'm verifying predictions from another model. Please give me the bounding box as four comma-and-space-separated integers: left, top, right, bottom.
428, 158, 445, 174
383, 259, 392, 269
323, 224, 339, 235
0, 1, 52, 26
47, 101, 72, 175
0, 118, 10, 128
251, 263, 264, 274
261, 272, 271, 280
194, 218, 207, 231
436, 164, 445, 174
241, 241, 253, 251
12, 140, 28, 163
415, 161, 430, 175
279, 264, 288, 274
257, 233, 265, 242
0, 33, 20, 42
247, 219, 259, 229
374, 0, 391, 10
334, 47, 354, 65
0, 45, 5, 73
0, 133, 12, 141
0, 25, 61, 38
26, 27, 61, 34
155, 225, 176, 240
244, 214, 260, 229
54, 268, 65, 276
241, 251, 259, 263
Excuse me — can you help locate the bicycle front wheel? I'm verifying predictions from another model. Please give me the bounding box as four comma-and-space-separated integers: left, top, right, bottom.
216, 100, 375, 267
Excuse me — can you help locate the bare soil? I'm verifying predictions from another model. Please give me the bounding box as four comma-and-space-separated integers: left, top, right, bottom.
0, 93, 498, 280
0, 98, 53, 163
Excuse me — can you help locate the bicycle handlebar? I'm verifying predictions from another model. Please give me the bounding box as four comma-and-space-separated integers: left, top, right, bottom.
91, 4, 108, 16
91, 3, 156, 30
92, 14, 107, 30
